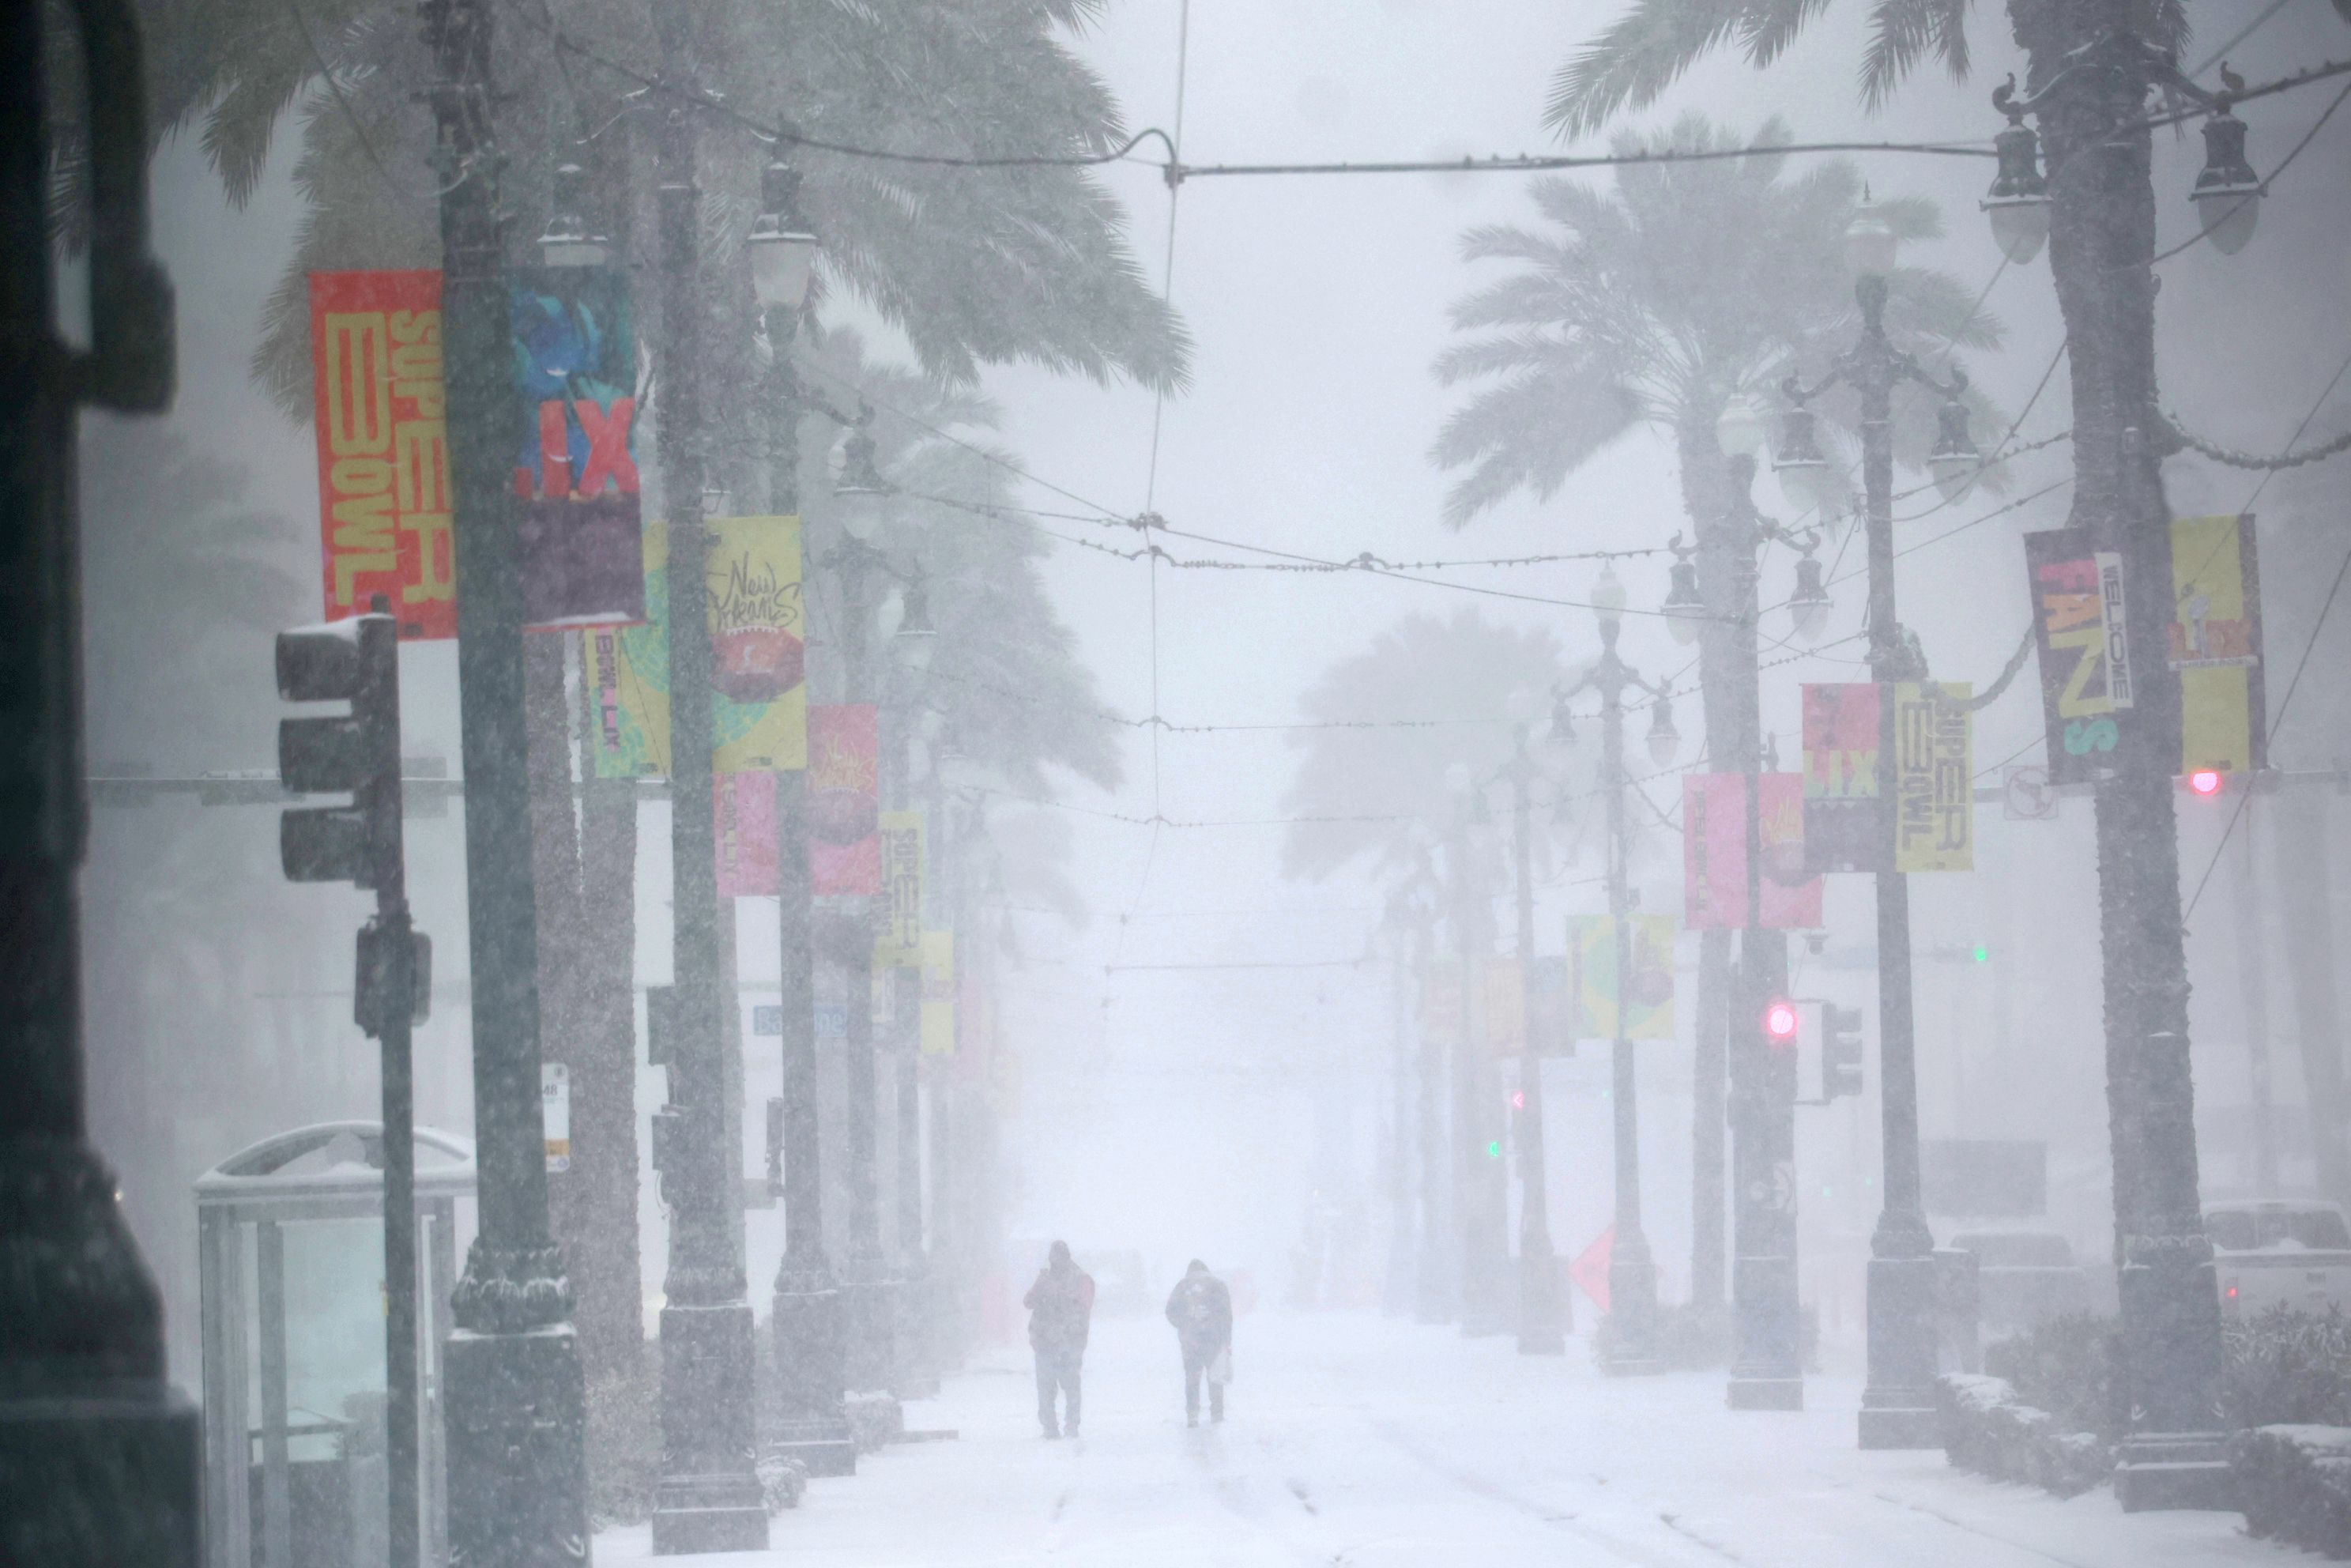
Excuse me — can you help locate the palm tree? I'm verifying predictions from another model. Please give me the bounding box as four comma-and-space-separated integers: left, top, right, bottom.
1430, 113, 1995, 1310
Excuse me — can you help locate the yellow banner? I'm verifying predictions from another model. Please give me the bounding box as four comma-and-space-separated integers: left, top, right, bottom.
920, 931, 956, 1056
1893, 682, 1972, 873
589, 515, 808, 776
2171, 514, 2265, 774
874, 812, 925, 967
1568, 914, 1675, 1040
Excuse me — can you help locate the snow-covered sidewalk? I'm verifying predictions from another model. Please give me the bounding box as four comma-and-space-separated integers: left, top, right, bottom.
597, 1310, 2289, 1566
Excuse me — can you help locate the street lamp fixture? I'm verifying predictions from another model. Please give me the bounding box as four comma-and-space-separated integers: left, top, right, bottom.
1548, 684, 1577, 747
1981, 85, 2050, 265
1645, 695, 1679, 768
1660, 538, 1705, 647
537, 161, 609, 268
1769, 403, 1844, 519
1788, 548, 1833, 646
896, 574, 937, 677
1716, 393, 1770, 460
1927, 398, 1981, 504
1591, 560, 1628, 635
835, 416, 889, 541
749, 158, 822, 313
1844, 191, 1899, 279
2192, 103, 2261, 256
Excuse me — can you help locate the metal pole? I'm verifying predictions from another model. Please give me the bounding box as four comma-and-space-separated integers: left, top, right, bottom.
1451, 814, 1504, 1336
1412, 905, 1452, 1323
1511, 742, 1565, 1353
764, 308, 856, 1476
2228, 794, 2277, 1195
1725, 458, 1801, 1411
0, 3, 200, 1559
1597, 635, 1659, 1372
420, 0, 593, 1558
891, 710, 936, 1400
646, 10, 765, 1545
838, 550, 901, 1408
1384, 916, 1415, 1315
1850, 276, 1937, 1447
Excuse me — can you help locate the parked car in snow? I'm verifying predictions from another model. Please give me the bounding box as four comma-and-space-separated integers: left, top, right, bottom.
1946, 1230, 2095, 1334
2206, 1200, 2351, 1318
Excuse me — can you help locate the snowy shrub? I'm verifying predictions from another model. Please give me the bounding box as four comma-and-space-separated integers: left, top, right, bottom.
845, 1390, 904, 1453
1983, 1312, 2119, 1442
2225, 1306, 2351, 1428
1935, 1374, 2114, 1498
2232, 1426, 2351, 1558
756, 1452, 808, 1513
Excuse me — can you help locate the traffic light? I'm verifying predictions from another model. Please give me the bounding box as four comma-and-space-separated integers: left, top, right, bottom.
2187, 767, 2225, 797
277, 609, 399, 886
1822, 1004, 1865, 1099
1762, 997, 1800, 1047
276, 602, 426, 1038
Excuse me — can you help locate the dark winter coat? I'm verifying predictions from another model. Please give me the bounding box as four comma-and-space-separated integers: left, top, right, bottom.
1025, 1261, 1095, 1352
1165, 1270, 1232, 1354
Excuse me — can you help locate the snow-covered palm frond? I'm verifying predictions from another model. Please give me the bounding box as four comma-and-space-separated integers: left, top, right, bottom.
1543, 0, 1751, 139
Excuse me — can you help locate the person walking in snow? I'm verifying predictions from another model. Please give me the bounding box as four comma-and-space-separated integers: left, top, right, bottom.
1024, 1241, 1094, 1438
1165, 1259, 1233, 1427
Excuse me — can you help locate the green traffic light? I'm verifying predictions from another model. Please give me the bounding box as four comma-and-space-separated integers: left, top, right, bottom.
1972, 943, 1990, 963
1486, 1140, 1502, 1159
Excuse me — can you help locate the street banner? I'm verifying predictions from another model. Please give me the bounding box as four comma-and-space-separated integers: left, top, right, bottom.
1802, 683, 1882, 873
1567, 914, 1676, 1040
1528, 955, 1573, 1055
875, 812, 926, 966
714, 771, 780, 898
1569, 1226, 1614, 1314
586, 516, 808, 777
1483, 959, 1524, 1054
2170, 514, 2266, 775
1893, 683, 1973, 873
308, 270, 457, 638
921, 930, 956, 1055
1683, 773, 1822, 929
509, 265, 646, 628
2025, 528, 2133, 785
809, 705, 880, 895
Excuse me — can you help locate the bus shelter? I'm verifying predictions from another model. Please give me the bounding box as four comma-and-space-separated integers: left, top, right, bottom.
196, 1122, 473, 1568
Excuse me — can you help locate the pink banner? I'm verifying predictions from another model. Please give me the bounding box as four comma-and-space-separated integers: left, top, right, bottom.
808, 705, 879, 896
715, 772, 779, 898
1684, 773, 1823, 929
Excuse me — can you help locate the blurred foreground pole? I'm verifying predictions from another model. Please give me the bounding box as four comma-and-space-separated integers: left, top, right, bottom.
646, 4, 766, 1548
0, 1, 200, 1562
420, 0, 592, 1561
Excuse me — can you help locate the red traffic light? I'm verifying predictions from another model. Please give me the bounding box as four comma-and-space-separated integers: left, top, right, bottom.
2188, 768, 2224, 797
1763, 998, 1800, 1044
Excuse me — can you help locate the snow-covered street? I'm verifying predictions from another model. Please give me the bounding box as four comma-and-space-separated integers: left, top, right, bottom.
597, 1311, 2284, 1567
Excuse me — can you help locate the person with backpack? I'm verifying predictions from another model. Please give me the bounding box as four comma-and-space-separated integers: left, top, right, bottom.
1023, 1241, 1094, 1439
1164, 1259, 1234, 1427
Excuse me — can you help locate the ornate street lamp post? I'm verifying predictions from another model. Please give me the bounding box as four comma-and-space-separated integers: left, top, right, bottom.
1562, 567, 1680, 1372
1773, 198, 1969, 1449
748, 156, 856, 1479
1969, 44, 2259, 1507
1443, 766, 1511, 1337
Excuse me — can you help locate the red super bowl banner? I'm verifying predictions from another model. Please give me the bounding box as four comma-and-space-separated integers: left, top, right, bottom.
1683, 773, 1822, 929
310, 270, 456, 638
714, 772, 781, 899
808, 706, 880, 896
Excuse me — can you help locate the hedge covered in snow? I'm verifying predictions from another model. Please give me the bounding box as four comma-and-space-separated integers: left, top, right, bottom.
1935, 1374, 2113, 1498
2232, 1426, 2351, 1558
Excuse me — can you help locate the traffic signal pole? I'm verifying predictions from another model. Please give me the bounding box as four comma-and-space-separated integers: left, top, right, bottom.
277, 605, 428, 1568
